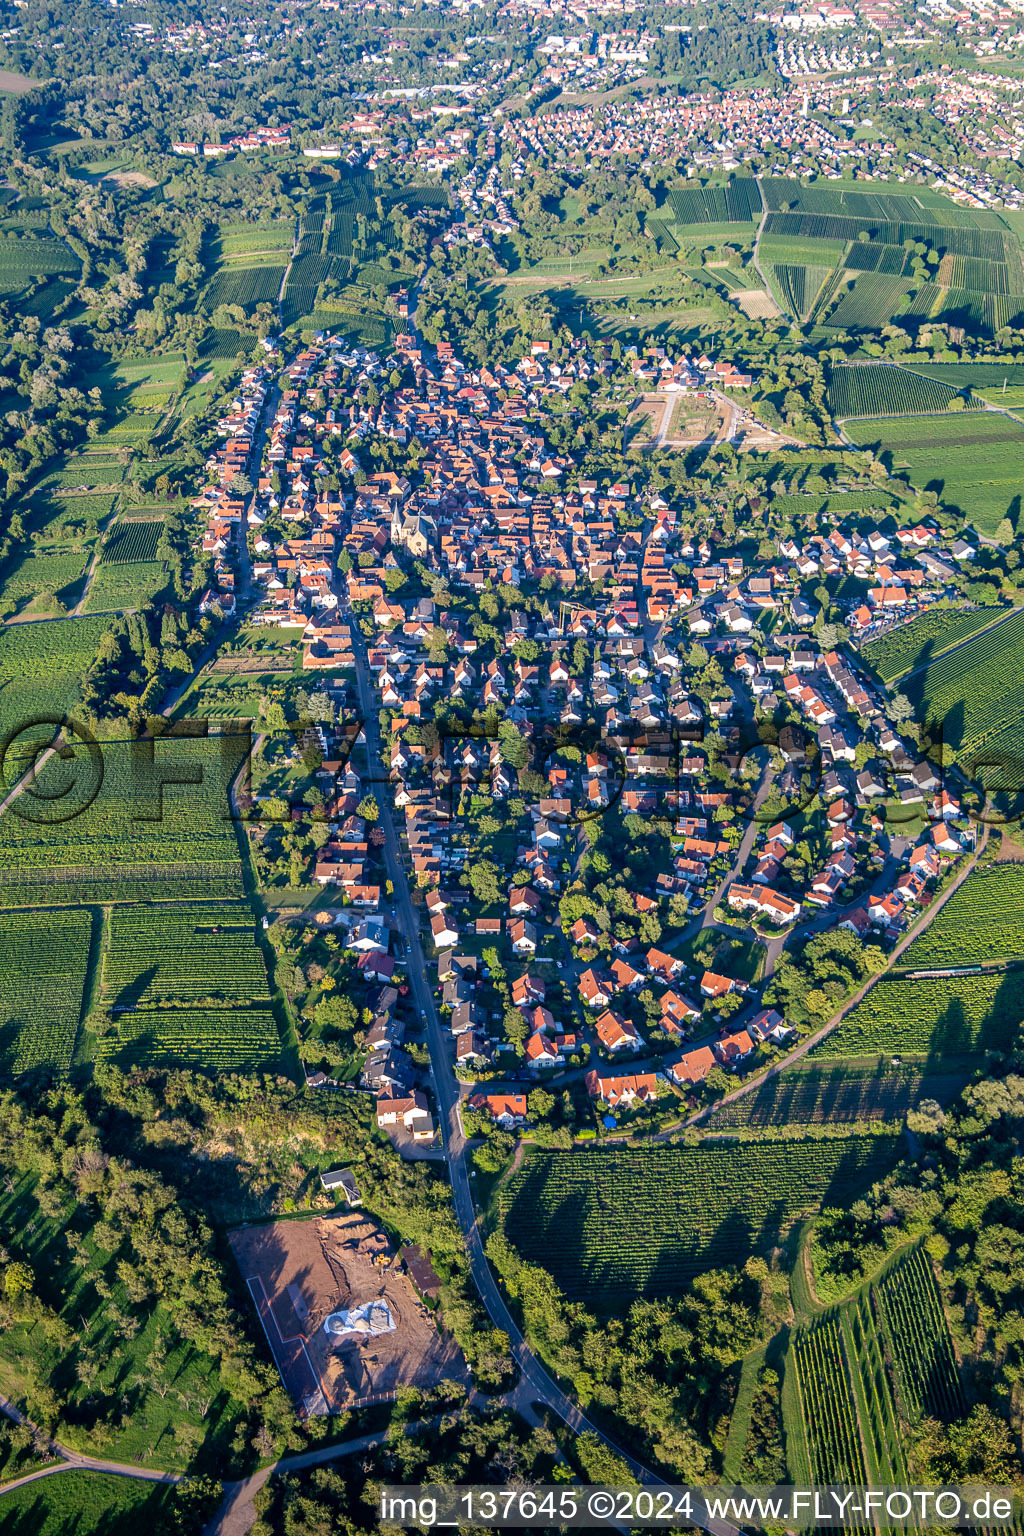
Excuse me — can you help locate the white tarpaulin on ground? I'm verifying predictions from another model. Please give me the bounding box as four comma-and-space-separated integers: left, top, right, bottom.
323, 1299, 396, 1337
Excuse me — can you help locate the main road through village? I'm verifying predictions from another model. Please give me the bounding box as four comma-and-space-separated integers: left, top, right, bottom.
345, 619, 745, 1530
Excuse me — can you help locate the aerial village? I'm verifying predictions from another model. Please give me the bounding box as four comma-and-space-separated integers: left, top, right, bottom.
192, 324, 981, 1147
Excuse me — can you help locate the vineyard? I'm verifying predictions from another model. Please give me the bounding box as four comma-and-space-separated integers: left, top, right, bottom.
0, 613, 116, 739
665, 180, 761, 226
40, 461, 123, 489
84, 561, 166, 612
901, 608, 1024, 763
497, 1136, 900, 1303
873, 1246, 963, 1423
826, 363, 979, 419
93, 902, 281, 1072
0, 545, 93, 608
845, 243, 911, 275
844, 412, 1024, 535
0, 236, 79, 280
384, 184, 450, 212
0, 907, 91, 1075
791, 1315, 869, 1485
841, 1291, 907, 1483
101, 903, 271, 1006
94, 1004, 281, 1072
102, 519, 163, 563
764, 211, 1007, 260
899, 863, 1024, 968
202, 264, 285, 311
814, 972, 1024, 1061
0, 736, 249, 904
861, 606, 1003, 684
759, 179, 988, 222
709, 1062, 963, 1130
825, 274, 916, 332
203, 328, 258, 360
904, 361, 1024, 407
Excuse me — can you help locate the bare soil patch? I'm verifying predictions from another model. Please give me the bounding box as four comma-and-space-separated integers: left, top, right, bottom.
104, 170, 156, 189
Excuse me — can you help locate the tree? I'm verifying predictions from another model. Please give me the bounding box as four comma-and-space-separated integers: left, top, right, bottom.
468, 859, 502, 905
4, 1262, 33, 1301
357, 794, 379, 823
497, 721, 529, 771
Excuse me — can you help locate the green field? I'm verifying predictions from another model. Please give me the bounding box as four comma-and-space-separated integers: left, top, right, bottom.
901, 608, 1024, 766
899, 862, 1024, 968
0, 613, 118, 742
843, 411, 1024, 535
903, 361, 1024, 408
0, 735, 248, 905
83, 560, 167, 611
861, 606, 1005, 684
101, 902, 270, 1006
102, 519, 163, 563
0, 542, 95, 609
498, 1137, 900, 1303
0, 1472, 178, 1535
0, 908, 91, 1075
814, 971, 1024, 1061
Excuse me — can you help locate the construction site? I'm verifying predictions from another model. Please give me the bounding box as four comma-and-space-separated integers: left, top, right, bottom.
229, 1212, 466, 1416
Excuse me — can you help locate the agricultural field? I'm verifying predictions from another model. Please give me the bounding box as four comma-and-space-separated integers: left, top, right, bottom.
813, 971, 1024, 1062
282, 172, 413, 331
753, 178, 1024, 334
0, 235, 78, 300
900, 608, 1024, 766
772, 490, 901, 518
899, 862, 1024, 968
39, 460, 123, 489
791, 1314, 868, 1484
497, 1136, 900, 1304
824, 274, 917, 331
664, 180, 761, 226
827, 363, 980, 419
873, 1246, 963, 1424
709, 1061, 967, 1130
840, 1290, 907, 1483
95, 1004, 282, 1072
843, 411, 1024, 535
0, 734, 248, 906
213, 219, 293, 258
861, 606, 1005, 684
0, 907, 92, 1075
